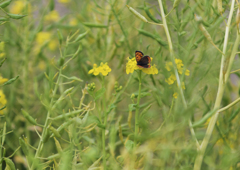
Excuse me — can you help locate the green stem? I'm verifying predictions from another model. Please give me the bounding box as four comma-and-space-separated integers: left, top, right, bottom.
193, 1, 236, 169
134, 71, 142, 146
32, 38, 69, 168
157, 0, 199, 149
102, 77, 107, 170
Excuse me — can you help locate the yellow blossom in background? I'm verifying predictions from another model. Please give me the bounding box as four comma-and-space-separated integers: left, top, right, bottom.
165, 58, 190, 77
48, 40, 58, 51
0, 76, 8, 85
0, 90, 7, 115
58, 0, 71, 3
165, 73, 176, 85
36, 32, 51, 45
126, 57, 158, 75
88, 64, 100, 76
165, 58, 190, 98
10, 1, 31, 14
69, 18, 78, 26
173, 92, 178, 99
44, 10, 60, 22
10, 1, 25, 14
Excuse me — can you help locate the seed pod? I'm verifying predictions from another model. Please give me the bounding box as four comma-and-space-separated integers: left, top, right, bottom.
54, 137, 62, 153
3, 76, 19, 86
46, 153, 60, 160
82, 22, 107, 28
140, 104, 152, 117
192, 108, 218, 128
2, 122, 6, 145
21, 109, 37, 125
128, 110, 132, 129
4, 158, 16, 170
49, 0, 54, 11
0, 0, 12, 8
42, 128, 51, 143
7, 13, 27, 19
57, 29, 63, 45
173, 0, 181, 9
137, 29, 167, 46
126, 5, 148, 23
59, 57, 64, 67
118, 122, 124, 143
0, 58, 6, 67
144, 3, 161, 23
57, 119, 74, 133
72, 31, 88, 43
49, 126, 61, 138
63, 87, 74, 95
236, 8, 240, 30
51, 109, 84, 121
19, 137, 29, 155
0, 17, 8, 21
228, 108, 240, 122
217, 0, 223, 14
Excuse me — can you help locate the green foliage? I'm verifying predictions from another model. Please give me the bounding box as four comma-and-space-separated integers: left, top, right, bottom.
0, 0, 239, 170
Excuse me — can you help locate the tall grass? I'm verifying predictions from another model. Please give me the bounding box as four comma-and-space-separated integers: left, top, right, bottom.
0, 0, 239, 169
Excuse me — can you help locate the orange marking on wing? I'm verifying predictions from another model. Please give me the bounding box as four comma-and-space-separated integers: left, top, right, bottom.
135, 51, 143, 62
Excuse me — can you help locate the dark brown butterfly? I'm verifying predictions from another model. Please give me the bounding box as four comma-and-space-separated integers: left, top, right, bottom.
135, 50, 151, 68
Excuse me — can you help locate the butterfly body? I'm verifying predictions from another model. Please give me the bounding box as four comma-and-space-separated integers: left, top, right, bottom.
135, 50, 151, 68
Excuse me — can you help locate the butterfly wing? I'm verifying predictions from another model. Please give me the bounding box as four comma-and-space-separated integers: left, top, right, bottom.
137, 55, 151, 68
135, 51, 144, 62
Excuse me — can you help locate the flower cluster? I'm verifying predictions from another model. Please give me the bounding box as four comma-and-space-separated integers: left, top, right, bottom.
165, 59, 190, 85
88, 62, 111, 76
165, 58, 190, 98
126, 57, 158, 75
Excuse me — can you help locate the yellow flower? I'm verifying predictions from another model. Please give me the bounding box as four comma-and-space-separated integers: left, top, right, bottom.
0, 76, 8, 85
165, 73, 176, 85
0, 90, 7, 115
58, 0, 71, 3
44, 10, 60, 22
126, 57, 158, 75
165, 58, 190, 85
88, 64, 100, 76
48, 39, 58, 51
69, 18, 78, 26
99, 62, 111, 76
10, 1, 25, 14
126, 57, 138, 74
36, 32, 51, 45
173, 92, 178, 99
10, 1, 32, 14
0, 53, 5, 58
88, 63, 112, 76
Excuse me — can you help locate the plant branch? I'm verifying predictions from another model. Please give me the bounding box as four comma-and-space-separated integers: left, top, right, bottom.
157, 0, 199, 149
194, 1, 236, 169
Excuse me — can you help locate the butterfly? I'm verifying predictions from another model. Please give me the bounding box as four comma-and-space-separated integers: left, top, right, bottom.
135, 50, 151, 68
